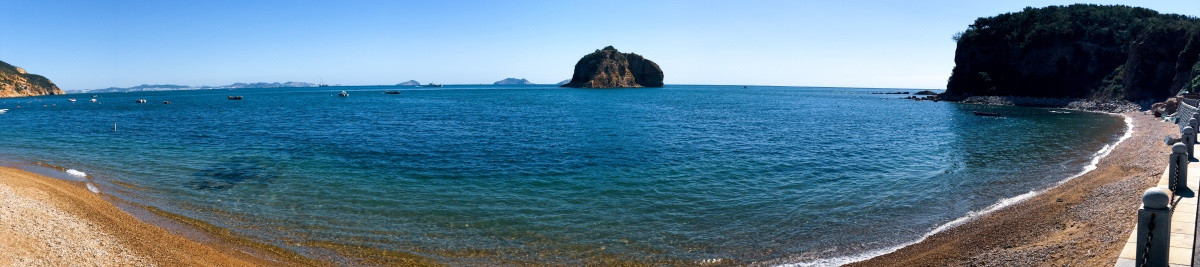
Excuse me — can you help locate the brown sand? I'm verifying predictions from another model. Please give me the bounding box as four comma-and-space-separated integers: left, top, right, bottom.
0, 166, 310, 266
851, 112, 1173, 266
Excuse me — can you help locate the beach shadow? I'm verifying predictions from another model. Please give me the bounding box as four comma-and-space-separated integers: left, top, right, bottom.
189, 157, 279, 191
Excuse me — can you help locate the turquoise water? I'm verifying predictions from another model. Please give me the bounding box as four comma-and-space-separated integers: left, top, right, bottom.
0, 85, 1126, 265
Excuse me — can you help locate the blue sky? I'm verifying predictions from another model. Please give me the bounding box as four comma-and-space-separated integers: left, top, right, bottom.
1, 1, 1197, 90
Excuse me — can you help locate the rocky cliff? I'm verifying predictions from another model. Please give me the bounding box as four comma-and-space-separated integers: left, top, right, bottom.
561, 46, 664, 88
942, 4, 1200, 107
0, 60, 63, 97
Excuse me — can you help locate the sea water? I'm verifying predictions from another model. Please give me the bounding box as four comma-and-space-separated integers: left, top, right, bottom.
0, 85, 1126, 265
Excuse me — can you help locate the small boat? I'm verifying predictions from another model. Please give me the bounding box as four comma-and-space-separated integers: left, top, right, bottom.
68, 98, 76, 102
228, 96, 243, 100
0, 109, 7, 114
319, 84, 330, 87
972, 111, 1002, 117
338, 91, 349, 97
385, 90, 401, 94
90, 98, 97, 103
426, 83, 442, 87
136, 99, 147, 103
163, 101, 171, 104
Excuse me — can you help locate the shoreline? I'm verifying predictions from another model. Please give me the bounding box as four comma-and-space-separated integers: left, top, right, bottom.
0, 166, 315, 266
837, 112, 1172, 266
777, 110, 1138, 266
944, 95, 1142, 113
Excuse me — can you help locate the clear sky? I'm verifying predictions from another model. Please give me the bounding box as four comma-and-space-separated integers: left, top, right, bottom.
1, 1, 1197, 90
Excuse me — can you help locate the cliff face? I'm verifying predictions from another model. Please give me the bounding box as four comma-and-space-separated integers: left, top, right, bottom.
0, 60, 63, 97
561, 46, 664, 88
942, 4, 1200, 106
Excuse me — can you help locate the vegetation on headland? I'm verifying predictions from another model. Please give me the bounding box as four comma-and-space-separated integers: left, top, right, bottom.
0, 60, 63, 97
942, 4, 1200, 107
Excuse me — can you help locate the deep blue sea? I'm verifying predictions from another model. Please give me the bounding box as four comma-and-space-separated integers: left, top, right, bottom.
0, 85, 1127, 265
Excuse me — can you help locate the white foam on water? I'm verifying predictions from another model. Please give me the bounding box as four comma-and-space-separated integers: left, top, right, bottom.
66, 169, 86, 178
778, 114, 1134, 267
86, 183, 99, 194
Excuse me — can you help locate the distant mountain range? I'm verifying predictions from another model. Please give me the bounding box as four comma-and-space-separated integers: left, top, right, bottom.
77, 82, 322, 93
74, 79, 578, 93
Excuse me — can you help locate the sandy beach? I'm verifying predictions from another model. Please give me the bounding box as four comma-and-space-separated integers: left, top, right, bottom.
852, 112, 1174, 266
0, 166, 314, 266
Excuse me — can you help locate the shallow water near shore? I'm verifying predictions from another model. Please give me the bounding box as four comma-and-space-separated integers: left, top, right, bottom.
0, 85, 1126, 264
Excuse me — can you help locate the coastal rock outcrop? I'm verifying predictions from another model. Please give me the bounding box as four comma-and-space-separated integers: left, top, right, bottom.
941, 4, 1200, 108
397, 80, 421, 86
561, 46, 663, 88
0, 60, 63, 97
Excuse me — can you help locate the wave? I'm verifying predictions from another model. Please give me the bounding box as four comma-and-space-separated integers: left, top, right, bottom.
66, 169, 87, 178
778, 114, 1134, 267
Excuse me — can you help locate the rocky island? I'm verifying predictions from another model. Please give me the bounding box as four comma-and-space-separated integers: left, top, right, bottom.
0, 60, 63, 97
494, 78, 533, 85
939, 4, 1200, 111
561, 46, 663, 88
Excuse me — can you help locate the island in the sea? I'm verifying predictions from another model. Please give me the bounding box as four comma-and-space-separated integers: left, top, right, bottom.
494, 78, 533, 85
396, 80, 421, 86
0, 60, 63, 97
560, 46, 663, 88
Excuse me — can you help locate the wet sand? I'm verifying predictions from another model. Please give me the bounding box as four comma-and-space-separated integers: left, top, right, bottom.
852, 112, 1174, 266
0, 166, 307, 266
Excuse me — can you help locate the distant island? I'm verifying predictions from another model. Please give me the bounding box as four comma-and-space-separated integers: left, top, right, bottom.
396, 80, 421, 86
494, 78, 533, 85
556, 79, 570, 86
79, 81, 323, 93
561, 46, 663, 88
0, 60, 63, 97
940, 4, 1200, 108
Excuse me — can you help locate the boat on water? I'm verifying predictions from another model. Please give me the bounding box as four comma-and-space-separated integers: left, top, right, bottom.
136, 99, 147, 103
426, 83, 442, 87
89, 98, 97, 103
319, 84, 330, 87
385, 90, 401, 94
163, 101, 171, 104
68, 98, 76, 102
338, 91, 349, 97
0, 109, 7, 114
228, 96, 243, 100
972, 111, 1002, 117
